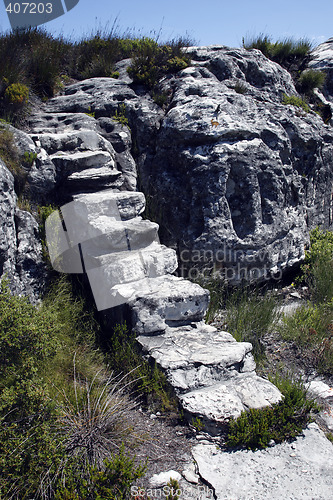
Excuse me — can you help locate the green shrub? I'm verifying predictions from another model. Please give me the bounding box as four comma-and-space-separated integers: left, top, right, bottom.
297, 69, 326, 95
0, 127, 27, 193
22, 151, 37, 167
127, 37, 190, 89
103, 322, 177, 411
226, 372, 318, 450
282, 93, 310, 113
112, 103, 129, 127
300, 227, 333, 303
54, 445, 147, 500
225, 287, 280, 362
243, 34, 312, 67
4, 82, 29, 105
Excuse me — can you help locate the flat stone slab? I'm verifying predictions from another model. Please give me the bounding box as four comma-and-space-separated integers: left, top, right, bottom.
72, 189, 146, 220
138, 323, 252, 368
180, 374, 282, 427
50, 150, 113, 172
126, 275, 210, 334
192, 423, 333, 500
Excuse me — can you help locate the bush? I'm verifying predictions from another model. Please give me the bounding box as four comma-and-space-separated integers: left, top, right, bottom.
127, 37, 190, 89
103, 322, 177, 411
226, 372, 318, 450
300, 227, 333, 303
297, 69, 326, 95
243, 34, 312, 68
4, 82, 29, 105
282, 93, 310, 113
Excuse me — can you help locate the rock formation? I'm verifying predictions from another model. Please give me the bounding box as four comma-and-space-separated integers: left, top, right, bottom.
1, 36, 333, 499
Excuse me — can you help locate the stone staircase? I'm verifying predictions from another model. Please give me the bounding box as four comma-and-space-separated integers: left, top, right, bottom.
28, 106, 282, 436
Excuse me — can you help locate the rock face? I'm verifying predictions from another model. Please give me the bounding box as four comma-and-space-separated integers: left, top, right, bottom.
135, 46, 333, 283
0, 160, 44, 300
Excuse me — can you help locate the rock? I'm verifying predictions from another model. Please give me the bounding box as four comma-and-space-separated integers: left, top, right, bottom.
0, 161, 17, 281
137, 322, 254, 387
309, 38, 333, 101
127, 275, 210, 334
182, 463, 199, 484
0, 161, 44, 301
180, 374, 282, 432
134, 46, 333, 283
149, 470, 182, 488
308, 380, 333, 400
192, 423, 333, 499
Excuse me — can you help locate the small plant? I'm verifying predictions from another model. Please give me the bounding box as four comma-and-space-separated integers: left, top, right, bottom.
297, 69, 326, 95
112, 103, 129, 127
191, 416, 204, 432
226, 372, 318, 450
103, 322, 177, 412
85, 106, 96, 118
55, 358, 139, 468
22, 150, 37, 167
225, 287, 280, 362
4, 82, 29, 105
165, 478, 181, 500
243, 34, 312, 68
282, 93, 310, 113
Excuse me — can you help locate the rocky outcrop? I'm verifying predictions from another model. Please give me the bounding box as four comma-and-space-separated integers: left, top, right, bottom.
0, 159, 44, 300
30, 46, 333, 285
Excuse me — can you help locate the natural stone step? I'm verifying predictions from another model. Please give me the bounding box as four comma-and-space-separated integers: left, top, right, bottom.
180, 374, 282, 434
108, 275, 210, 333
28, 112, 98, 134
74, 217, 160, 253
137, 322, 256, 392
30, 130, 114, 156
84, 239, 177, 284
50, 150, 115, 174
66, 166, 122, 193
71, 189, 146, 221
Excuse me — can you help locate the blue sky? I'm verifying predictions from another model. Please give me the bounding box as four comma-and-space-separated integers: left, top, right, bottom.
1, 0, 332, 48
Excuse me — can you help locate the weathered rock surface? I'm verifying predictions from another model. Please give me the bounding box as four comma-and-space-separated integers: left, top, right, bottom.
0, 160, 44, 300
192, 423, 333, 500
134, 46, 333, 282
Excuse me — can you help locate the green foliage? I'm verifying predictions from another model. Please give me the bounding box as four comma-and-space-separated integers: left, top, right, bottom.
0, 126, 27, 193
104, 323, 177, 411
225, 287, 280, 362
22, 150, 37, 167
112, 103, 129, 127
226, 372, 318, 450
4, 82, 29, 105
297, 69, 326, 95
280, 228, 333, 375
191, 416, 204, 432
234, 81, 247, 94
54, 445, 147, 500
165, 479, 181, 500
127, 37, 190, 89
0, 276, 145, 498
243, 34, 312, 67
282, 93, 310, 113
